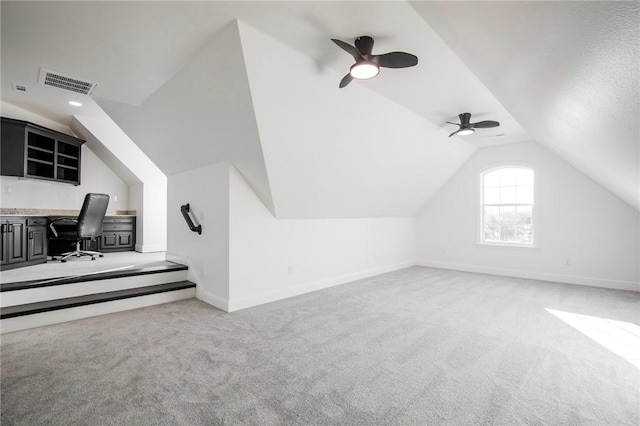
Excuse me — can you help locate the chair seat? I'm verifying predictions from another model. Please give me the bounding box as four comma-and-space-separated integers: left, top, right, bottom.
51, 232, 97, 241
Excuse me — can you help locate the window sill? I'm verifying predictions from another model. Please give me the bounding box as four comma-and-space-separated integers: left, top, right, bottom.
477, 241, 538, 249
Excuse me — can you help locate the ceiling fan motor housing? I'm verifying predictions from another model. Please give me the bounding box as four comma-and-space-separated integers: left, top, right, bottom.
355, 36, 375, 56
459, 112, 472, 126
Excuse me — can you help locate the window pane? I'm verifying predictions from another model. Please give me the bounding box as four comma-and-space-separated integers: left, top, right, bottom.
481, 167, 534, 245
516, 168, 534, 186
484, 206, 500, 241
500, 186, 516, 204
499, 224, 515, 242
516, 206, 532, 224
516, 224, 532, 243
484, 170, 500, 187
517, 185, 533, 204
484, 187, 499, 204
500, 168, 516, 186
484, 206, 499, 222
499, 206, 516, 224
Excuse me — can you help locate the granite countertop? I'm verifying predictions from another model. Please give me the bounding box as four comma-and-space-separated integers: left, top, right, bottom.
0, 208, 137, 217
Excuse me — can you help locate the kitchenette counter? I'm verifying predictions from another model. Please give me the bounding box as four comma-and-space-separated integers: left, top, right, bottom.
0, 209, 137, 217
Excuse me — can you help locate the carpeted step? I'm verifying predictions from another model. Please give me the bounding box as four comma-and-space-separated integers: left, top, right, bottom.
0, 261, 188, 292
0, 281, 196, 319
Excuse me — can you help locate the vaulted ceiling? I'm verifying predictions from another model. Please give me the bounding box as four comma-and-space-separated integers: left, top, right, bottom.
1, 1, 638, 216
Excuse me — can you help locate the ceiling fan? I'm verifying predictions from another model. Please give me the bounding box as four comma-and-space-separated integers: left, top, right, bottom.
447, 113, 500, 137
331, 36, 418, 88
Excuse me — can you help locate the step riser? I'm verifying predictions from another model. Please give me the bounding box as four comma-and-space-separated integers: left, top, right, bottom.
1, 270, 188, 307
0, 288, 196, 334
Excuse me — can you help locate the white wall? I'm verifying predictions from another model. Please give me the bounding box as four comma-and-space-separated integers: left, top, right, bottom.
72, 113, 167, 252
239, 20, 475, 219
0, 102, 129, 212
228, 165, 416, 311
166, 162, 230, 309
416, 142, 640, 291
98, 20, 275, 216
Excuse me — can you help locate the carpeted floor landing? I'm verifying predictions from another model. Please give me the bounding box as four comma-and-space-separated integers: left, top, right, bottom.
1, 266, 639, 425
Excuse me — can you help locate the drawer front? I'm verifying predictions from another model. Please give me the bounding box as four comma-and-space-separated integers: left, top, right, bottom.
103, 217, 134, 223
102, 223, 133, 232
27, 217, 47, 226
102, 217, 134, 232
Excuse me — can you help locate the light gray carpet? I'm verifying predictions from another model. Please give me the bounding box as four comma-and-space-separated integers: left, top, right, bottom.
1, 267, 639, 425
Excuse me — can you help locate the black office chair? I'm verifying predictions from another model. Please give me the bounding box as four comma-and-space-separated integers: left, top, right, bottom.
49, 193, 110, 262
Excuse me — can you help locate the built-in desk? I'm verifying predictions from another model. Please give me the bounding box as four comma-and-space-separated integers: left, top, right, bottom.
0, 214, 136, 271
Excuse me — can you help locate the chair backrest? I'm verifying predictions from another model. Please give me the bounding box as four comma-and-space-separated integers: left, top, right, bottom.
77, 193, 110, 238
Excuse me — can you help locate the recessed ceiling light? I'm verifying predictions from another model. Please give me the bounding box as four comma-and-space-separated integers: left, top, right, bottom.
68, 101, 82, 107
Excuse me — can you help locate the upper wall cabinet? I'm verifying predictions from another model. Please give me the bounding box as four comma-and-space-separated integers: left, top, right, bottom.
1, 117, 85, 186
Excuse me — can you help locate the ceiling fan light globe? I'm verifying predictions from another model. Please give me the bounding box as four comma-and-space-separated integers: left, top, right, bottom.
457, 128, 475, 136
350, 62, 380, 80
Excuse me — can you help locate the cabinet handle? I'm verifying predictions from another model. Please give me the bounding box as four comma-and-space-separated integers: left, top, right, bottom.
29, 231, 34, 240
7, 224, 13, 233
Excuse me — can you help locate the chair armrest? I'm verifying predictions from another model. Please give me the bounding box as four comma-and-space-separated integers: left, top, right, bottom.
49, 217, 78, 238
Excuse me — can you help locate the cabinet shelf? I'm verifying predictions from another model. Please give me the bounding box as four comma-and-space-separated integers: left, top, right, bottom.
1, 117, 84, 186
27, 158, 54, 165
57, 164, 78, 170
28, 145, 54, 154
57, 152, 78, 160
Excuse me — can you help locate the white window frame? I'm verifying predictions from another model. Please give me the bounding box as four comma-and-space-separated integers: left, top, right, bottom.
478, 165, 535, 248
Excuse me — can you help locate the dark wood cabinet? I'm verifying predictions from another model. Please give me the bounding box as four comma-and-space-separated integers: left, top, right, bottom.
1, 117, 84, 186
82, 238, 100, 252
2, 215, 135, 270
27, 218, 48, 263
1, 216, 47, 270
48, 215, 136, 255
100, 217, 136, 252
2, 219, 26, 266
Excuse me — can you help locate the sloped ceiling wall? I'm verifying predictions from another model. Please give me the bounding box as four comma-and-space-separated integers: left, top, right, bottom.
239, 21, 475, 218
412, 1, 640, 211
97, 21, 275, 214
99, 18, 479, 219
2, 2, 636, 216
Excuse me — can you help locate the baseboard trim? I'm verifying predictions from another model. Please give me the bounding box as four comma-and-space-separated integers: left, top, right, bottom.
227, 260, 415, 312
165, 253, 188, 266
136, 243, 167, 253
165, 253, 230, 312
416, 259, 640, 292
197, 289, 229, 312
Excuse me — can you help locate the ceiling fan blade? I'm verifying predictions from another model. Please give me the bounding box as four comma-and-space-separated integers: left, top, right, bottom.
372, 52, 418, 68
331, 39, 364, 62
448, 129, 460, 138
446, 121, 461, 128
471, 120, 500, 128
339, 73, 354, 88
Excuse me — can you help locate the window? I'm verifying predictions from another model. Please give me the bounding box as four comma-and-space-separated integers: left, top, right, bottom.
480, 166, 534, 246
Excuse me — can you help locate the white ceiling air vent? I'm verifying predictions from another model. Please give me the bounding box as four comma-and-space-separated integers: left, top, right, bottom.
38, 68, 97, 96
